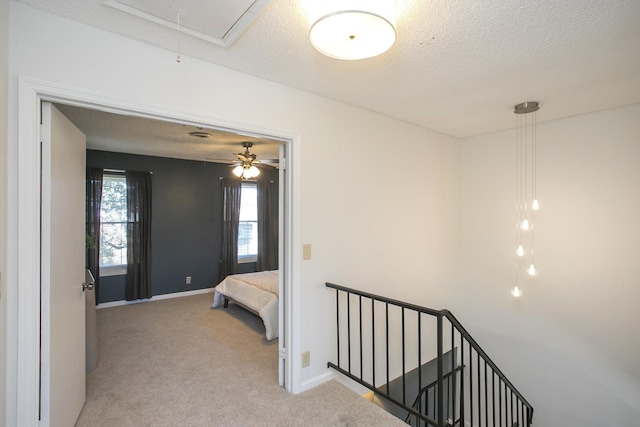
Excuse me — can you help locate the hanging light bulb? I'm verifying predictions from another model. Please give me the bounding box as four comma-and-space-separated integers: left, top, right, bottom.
232, 165, 243, 177
512, 101, 542, 297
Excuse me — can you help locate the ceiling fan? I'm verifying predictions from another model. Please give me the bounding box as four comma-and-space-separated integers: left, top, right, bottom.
208, 142, 278, 179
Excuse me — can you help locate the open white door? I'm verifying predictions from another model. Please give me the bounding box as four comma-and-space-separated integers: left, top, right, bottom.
40, 102, 87, 426
278, 142, 286, 387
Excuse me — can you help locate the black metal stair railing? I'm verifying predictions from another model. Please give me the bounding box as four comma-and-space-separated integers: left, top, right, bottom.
326, 282, 534, 427
405, 365, 465, 426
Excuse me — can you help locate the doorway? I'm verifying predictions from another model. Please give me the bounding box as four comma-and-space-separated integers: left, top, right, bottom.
14, 78, 300, 425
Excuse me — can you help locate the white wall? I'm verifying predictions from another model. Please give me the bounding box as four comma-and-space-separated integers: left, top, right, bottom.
6, 3, 460, 421
0, 0, 9, 424
458, 103, 640, 426
0, 0, 9, 425
16, 4, 636, 427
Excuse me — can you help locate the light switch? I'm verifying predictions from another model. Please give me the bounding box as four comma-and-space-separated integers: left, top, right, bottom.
303, 244, 312, 260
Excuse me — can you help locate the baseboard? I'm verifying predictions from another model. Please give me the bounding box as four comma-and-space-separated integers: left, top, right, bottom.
299, 369, 377, 397
299, 370, 336, 393
97, 287, 215, 309
332, 373, 374, 396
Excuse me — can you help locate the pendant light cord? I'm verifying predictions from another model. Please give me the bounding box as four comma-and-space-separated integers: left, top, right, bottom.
176, 11, 182, 63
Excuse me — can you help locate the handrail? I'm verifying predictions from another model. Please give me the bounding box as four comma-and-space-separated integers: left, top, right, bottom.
326, 282, 443, 316
442, 310, 533, 413
326, 282, 534, 427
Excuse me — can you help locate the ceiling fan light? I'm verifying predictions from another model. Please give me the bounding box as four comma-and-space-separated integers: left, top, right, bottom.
249, 165, 260, 178
308, 1, 396, 60
232, 165, 244, 177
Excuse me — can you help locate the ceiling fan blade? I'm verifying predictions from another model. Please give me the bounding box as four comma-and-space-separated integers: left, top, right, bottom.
254, 162, 278, 169
258, 158, 279, 164
204, 158, 238, 164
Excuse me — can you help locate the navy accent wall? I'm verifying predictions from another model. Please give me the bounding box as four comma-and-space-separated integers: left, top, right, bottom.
87, 150, 279, 304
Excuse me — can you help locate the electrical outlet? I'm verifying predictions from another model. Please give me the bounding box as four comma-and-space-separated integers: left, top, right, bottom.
301, 351, 310, 368
186, 276, 191, 285
303, 244, 312, 260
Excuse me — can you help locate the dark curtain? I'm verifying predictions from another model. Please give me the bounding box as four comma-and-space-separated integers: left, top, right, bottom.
125, 171, 152, 301
257, 180, 278, 271
219, 179, 242, 281
85, 168, 103, 304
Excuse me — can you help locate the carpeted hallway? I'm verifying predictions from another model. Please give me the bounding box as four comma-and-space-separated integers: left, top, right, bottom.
75, 292, 404, 426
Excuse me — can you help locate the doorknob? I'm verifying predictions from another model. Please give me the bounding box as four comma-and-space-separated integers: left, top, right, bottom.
83, 268, 96, 292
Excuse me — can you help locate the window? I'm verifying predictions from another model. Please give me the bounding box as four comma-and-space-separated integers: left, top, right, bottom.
100, 174, 127, 275
238, 182, 258, 263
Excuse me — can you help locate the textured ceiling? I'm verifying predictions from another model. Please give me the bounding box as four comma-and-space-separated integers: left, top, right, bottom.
56, 104, 283, 164
16, 0, 640, 139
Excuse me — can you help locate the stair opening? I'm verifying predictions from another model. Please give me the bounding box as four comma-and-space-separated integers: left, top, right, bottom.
326, 282, 533, 427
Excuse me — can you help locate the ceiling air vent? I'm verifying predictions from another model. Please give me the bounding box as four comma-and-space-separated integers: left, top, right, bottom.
188, 131, 212, 139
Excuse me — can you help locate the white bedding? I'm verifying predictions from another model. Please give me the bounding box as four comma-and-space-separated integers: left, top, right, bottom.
212, 270, 279, 340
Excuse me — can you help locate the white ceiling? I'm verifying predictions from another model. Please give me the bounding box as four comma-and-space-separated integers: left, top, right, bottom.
56, 104, 283, 164
16, 0, 640, 140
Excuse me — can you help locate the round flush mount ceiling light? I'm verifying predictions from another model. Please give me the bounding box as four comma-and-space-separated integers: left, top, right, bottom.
308, 1, 397, 60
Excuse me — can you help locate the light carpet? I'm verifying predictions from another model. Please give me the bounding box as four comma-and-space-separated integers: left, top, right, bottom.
75, 292, 404, 426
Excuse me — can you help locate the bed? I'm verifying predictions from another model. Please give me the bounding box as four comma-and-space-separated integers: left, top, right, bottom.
212, 270, 279, 341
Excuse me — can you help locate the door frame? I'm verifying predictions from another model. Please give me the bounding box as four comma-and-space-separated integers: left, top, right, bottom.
14, 76, 302, 425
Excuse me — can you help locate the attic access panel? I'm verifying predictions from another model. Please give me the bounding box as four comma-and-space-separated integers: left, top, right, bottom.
105, 0, 272, 47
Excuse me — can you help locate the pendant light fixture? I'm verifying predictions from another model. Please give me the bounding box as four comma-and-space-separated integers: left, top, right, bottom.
512, 101, 540, 297
308, 0, 397, 60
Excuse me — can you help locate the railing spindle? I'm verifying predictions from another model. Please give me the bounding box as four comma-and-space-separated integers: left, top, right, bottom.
347, 292, 351, 374
460, 337, 465, 427
498, 378, 502, 427
372, 299, 375, 388
519, 399, 523, 427
402, 307, 406, 405
510, 389, 514, 427
418, 312, 422, 412
437, 314, 443, 427
385, 302, 389, 397
477, 351, 481, 426
451, 323, 455, 424
484, 359, 488, 427
336, 290, 340, 367
492, 371, 496, 427
470, 346, 474, 427
359, 295, 363, 381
